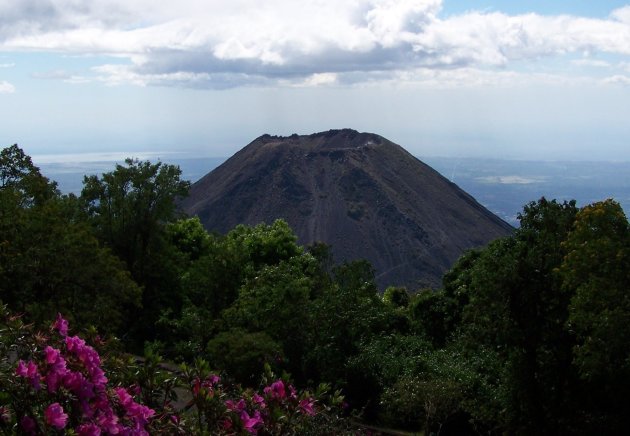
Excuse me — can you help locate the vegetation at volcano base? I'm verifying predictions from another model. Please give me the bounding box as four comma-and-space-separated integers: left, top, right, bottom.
2, 144, 630, 434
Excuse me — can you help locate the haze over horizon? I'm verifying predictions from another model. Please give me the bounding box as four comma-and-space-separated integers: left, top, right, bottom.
2, 0, 630, 161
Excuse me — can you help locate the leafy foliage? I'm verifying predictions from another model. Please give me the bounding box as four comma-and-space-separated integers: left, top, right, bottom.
4, 144, 630, 434
80, 158, 189, 273
206, 329, 283, 385
80, 158, 190, 346
0, 146, 140, 336
382, 286, 410, 308
0, 309, 352, 435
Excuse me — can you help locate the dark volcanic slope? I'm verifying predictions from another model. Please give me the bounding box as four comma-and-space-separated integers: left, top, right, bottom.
181, 129, 513, 289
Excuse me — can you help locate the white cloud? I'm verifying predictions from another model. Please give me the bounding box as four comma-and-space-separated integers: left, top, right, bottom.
295, 73, 339, 87
366, 0, 441, 47
1, 0, 630, 88
0, 80, 15, 93
31, 69, 91, 84
602, 75, 630, 86
572, 59, 610, 68
611, 5, 630, 24
92, 64, 209, 87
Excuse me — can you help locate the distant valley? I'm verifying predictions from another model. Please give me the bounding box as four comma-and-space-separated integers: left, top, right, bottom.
36, 154, 630, 227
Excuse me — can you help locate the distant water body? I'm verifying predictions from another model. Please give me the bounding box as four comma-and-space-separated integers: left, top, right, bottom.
33, 152, 225, 195
33, 153, 630, 227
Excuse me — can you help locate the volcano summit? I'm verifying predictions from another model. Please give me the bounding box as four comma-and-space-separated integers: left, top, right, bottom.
181, 129, 512, 288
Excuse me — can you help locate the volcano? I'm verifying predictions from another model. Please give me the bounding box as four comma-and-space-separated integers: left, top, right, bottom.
181, 129, 512, 289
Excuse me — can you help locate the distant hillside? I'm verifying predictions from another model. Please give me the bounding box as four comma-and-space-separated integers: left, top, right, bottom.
181, 129, 513, 289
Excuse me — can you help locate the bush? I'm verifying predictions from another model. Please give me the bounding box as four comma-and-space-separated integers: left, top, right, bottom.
0, 306, 181, 434
0, 306, 354, 435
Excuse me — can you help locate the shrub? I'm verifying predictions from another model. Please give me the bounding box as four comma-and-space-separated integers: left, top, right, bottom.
0, 306, 354, 435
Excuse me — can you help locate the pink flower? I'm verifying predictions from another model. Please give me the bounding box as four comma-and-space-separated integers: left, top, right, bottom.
240, 410, 263, 435
53, 313, 69, 336
15, 360, 41, 390
45, 403, 68, 430
44, 346, 61, 364
72, 375, 97, 401
65, 336, 107, 386
299, 398, 316, 416
192, 374, 220, 398
263, 380, 286, 400
84, 394, 111, 421
62, 371, 83, 391
15, 360, 27, 377
115, 387, 133, 405
88, 365, 108, 386
252, 393, 266, 409
95, 410, 120, 434
115, 387, 155, 423
225, 398, 247, 412
77, 423, 102, 436
65, 335, 86, 352
209, 374, 221, 385
44, 347, 68, 393
127, 401, 155, 422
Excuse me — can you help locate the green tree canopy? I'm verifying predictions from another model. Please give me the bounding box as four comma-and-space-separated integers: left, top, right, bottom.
80, 158, 190, 277
0, 145, 141, 335
80, 158, 190, 346
560, 199, 630, 426
454, 198, 579, 433
0, 144, 57, 208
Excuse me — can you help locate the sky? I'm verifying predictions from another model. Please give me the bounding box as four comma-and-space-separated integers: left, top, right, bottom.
1, 0, 630, 161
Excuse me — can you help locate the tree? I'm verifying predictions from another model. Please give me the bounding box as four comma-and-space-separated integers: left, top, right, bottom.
224, 220, 303, 272
222, 255, 316, 380
382, 286, 410, 308
562, 199, 630, 379
560, 199, 630, 431
303, 260, 395, 407
1, 145, 58, 269
17, 206, 142, 334
165, 217, 212, 263
81, 158, 190, 279
409, 289, 458, 347
206, 329, 283, 385
80, 159, 190, 345
157, 220, 309, 361
0, 144, 57, 207
0, 145, 141, 335
455, 198, 579, 433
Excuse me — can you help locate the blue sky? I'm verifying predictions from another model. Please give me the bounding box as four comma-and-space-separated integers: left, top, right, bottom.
442, 0, 630, 17
1, 0, 630, 161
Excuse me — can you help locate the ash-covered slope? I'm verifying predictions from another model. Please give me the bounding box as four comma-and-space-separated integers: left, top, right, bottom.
181, 129, 513, 289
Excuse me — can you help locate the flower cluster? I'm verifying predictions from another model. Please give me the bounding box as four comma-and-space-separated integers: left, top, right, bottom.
9, 314, 157, 435
188, 372, 321, 435
1, 309, 351, 435
15, 360, 40, 390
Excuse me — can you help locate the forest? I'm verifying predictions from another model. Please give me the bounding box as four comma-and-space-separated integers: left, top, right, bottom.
1, 143, 630, 435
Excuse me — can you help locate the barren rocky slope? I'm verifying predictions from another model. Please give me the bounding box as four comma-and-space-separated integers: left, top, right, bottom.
181, 129, 513, 289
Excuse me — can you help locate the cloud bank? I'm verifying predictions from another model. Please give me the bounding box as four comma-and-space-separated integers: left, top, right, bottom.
1, 0, 629, 88
0, 80, 14, 93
